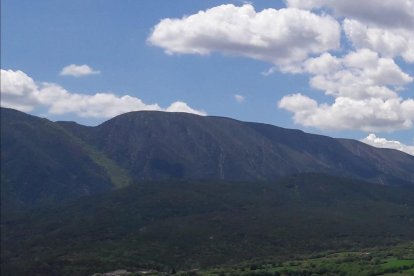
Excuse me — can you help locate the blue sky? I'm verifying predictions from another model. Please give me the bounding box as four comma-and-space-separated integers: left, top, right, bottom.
1, 0, 414, 154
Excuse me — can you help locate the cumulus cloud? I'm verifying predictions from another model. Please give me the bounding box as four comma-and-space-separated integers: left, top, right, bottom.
234, 94, 245, 103
0, 69, 39, 112
147, 2, 414, 133
279, 94, 413, 132
277, 0, 414, 132
165, 101, 206, 115
285, 0, 414, 30
278, 48, 414, 132
1, 69, 205, 118
278, 93, 317, 113
60, 64, 101, 77
303, 52, 342, 75
148, 4, 340, 68
285, 0, 414, 63
305, 49, 412, 99
343, 19, 414, 62
361, 133, 414, 156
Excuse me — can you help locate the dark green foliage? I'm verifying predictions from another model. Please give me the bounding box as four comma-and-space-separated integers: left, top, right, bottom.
2, 174, 414, 275
0, 108, 114, 206
202, 243, 414, 276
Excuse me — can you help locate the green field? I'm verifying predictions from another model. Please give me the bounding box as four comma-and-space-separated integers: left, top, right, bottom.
88, 243, 414, 275
195, 243, 414, 276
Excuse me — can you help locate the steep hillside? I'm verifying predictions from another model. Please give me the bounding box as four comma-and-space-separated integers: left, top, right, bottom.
0, 108, 128, 206
60, 110, 414, 186
2, 107, 414, 207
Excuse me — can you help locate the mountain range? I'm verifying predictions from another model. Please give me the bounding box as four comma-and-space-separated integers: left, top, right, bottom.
2, 107, 414, 275
1, 107, 414, 206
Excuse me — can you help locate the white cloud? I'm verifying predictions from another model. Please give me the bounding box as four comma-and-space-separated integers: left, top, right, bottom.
305, 49, 412, 100
0, 69, 39, 112
278, 93, 317, 112
361, 133, 414, 156
147, 2, 414, 134
165, 101, 206, 115
1, 69, 205, 118
279, 0, 414, 133
234, 94, 245, 103
303, 53, 341, 75
279, 94, 414, 132
285, 0, 414, 63
343, 19, 414, 63
278, 47, 414, 132
148, 4, 340, 68
60, 64, 101, 77
285, 0, 414, 30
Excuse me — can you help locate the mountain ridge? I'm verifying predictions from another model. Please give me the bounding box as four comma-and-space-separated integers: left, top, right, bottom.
2, 107, 414, 274
2, 107, 414, 206
59, 109, 414, 183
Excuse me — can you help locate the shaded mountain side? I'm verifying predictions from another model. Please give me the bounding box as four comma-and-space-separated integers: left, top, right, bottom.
2, 107, 414, 206
246, 122, 414, 185
338, 138, 414, 185
2, 174, 414, 275
0, 108, 129, 206
59, 110, 414, 185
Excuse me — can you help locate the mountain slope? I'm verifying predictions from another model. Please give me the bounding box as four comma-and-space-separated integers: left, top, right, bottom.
0, 108, 129, 206
2, 174, 414, 275
2, 108, 414, 274
2, 107, 414, 207
60, 110, 414, 186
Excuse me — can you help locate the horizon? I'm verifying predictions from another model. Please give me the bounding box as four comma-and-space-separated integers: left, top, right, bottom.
4, 105, 413, 157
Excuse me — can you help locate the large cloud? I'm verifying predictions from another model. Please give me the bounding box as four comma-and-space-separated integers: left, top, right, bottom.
148, 2, 413, 134
278, 49, 414, 132
286, 0, 414, 63
148, 4, 340, 68
279, 94, 414, 132
0, 69, 206, 118
304, 49, 412, 100
285, 0, 414, 29
361, 133, 414, 156
278, 1, 414, 132
343, 19, 414, 62
0, 69, 39, 112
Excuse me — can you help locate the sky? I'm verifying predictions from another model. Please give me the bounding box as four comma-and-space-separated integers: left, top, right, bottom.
1, 0, 414, 155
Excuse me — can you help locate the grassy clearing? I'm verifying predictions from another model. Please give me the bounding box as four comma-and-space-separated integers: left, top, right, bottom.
197, 243, 414, 276
56, 124, 132, 188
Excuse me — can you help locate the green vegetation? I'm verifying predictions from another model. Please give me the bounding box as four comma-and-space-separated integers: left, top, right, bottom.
56, 124, 132, 189
199, 243, 414, 276
2, 175, 414, 275
2, 108, 414, 275
23, 244, 412, 275
1, 108, 114, 206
